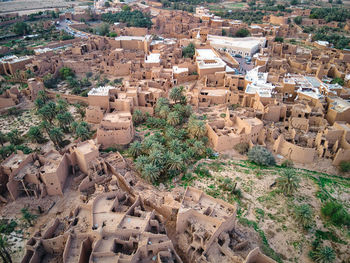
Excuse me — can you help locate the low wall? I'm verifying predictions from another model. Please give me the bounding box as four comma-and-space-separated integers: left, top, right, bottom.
273, 135, 315, 163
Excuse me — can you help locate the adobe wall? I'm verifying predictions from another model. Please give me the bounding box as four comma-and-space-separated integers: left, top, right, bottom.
97, 126, 134, 148
206, 123, 248, 151
333, 148, 350, 165
46, 91, 88, 105
273, 134, 316, 163
244, 247, 277, 263
0, 97, 16, 108
87, 95, 109, 110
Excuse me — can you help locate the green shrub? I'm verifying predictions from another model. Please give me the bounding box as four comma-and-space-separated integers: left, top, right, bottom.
293, 204, 313, 229
247, 146, 275, 166
321, 201, 350, 226
309, 246, 336, 263
234, 142, 249, 155
281, 159, 293, 168
339, 161, 350, 172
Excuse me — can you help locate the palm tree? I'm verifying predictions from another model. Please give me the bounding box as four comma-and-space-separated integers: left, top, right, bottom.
7, 129, 21, 145
158, 105, 170, 119
276, 169, 300, 196
167, 152, 183, 171
188, 117, 206, 139
37, 90, 48, 104
38, 101, 57, 124
154, 97, 169, 114
169, 86, 184, 103
128, 141, 142, 158
39, 120, 52, 135
75, 122, 91, 141
49, 127, 64, 149
293, 204, 313, 229
142, 136, 158, 153
56, 98, 68, 114
149, 149, 165, 168
192, 140, 205, 156
34, 97, 45, 111
135, 155, 149, 172
167, 111, 180, 126
57, 112, 74, 133
71, 121, 79, 133
168, 139, 182, 154
142, 163, 160, 183
310, 246, 336, 263
0, 132, 7, 146
27, 126, 45, 144
132, 109, 144, 125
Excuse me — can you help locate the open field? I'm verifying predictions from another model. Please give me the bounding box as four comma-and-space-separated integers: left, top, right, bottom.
0, 0, 90, 15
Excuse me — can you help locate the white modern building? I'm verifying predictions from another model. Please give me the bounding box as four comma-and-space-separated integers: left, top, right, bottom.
207, 35, 266, 57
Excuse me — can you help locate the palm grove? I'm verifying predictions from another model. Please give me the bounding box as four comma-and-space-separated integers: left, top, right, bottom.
129, 86, 212, 183
0, 90, 94, 160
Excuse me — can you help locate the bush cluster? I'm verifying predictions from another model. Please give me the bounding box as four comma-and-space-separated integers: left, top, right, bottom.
247, 146, 275, 166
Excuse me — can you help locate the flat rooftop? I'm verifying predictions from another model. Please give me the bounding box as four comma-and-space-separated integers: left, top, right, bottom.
145, 53, 160, 63
88, 86, 114, 96
207, 35, 266, 49
103, 111, 132, 123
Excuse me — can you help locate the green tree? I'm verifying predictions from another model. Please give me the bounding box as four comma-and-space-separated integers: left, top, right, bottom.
96, 23, 110, 36
142, 163, 160, 183
49, 127, 64, 149
188, 117, 206, 139
129, 141, 143, 158
37, 90, 49, 104
105, 1, 110, 7
75, 122, 91, 141
169, 86, 185, 103
290, 0, 298, 5
294, 16, 302, 25
310, 246, 336, 263
7, 129, 21, 145
27, 126, 45, 144
132, 109, 145, 125
247, 146, 275, 166
235, 28, 250, 37
38, 101, 57, 124
13, 22, 30, 35
321, 201, 350, 226
167, 152, 183, 171
57, 112, 74, 133
59, 67, 75, 80
20, 208, 37, 226
293, 204, 313, 229
158, 105, 170, 119
155, 97, 170, 114
167, 111, 181, 126
0, 132, 7, 146
182, 43, 195, 58
135, 155, 149, 172
275, 36, 284, 42
276, 169, 299, 196
56, 98, 68, 114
